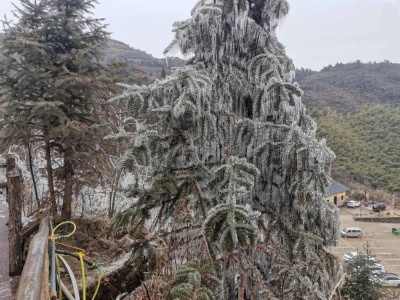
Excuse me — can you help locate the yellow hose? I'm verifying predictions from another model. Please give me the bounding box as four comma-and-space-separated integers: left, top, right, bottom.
78, 252, 86, 300
78, 253, 102, 300
51, 221, 77, 240
91, 265, 102, 300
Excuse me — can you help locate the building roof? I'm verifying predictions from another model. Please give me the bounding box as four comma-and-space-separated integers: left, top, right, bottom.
326, 182, 349, 197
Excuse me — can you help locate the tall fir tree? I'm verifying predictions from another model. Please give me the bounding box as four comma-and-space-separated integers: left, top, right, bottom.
0, 0, 111, 220
111, 0, 340, 298
0, 0, 59, 213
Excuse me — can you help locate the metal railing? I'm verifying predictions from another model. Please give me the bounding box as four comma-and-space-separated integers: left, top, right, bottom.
16, 217, 49, 300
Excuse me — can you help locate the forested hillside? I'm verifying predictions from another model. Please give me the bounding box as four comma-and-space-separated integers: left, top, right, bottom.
294, 62, 400, 193
297, 61, 400, 113
104, 39, 185, 82
317, 106, 400, 192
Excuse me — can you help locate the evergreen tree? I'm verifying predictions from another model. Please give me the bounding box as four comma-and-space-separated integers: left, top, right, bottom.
341, 256, 380, 300
340, 244, 398, 300
0, 0, 111, 220
111, 0, 340, 298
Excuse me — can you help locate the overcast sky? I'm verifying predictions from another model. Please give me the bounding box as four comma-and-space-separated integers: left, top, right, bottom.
1, 0, 399, 70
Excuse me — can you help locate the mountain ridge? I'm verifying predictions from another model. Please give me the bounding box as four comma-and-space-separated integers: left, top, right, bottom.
296, 61, 400, 113
0, 33, 185, 83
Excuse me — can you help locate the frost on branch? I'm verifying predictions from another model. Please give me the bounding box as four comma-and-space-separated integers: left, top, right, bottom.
112, 0, 340, 298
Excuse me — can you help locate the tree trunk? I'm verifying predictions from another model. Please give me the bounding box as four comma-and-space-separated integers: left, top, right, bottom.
108, 170, 121, 218
6, 155, 23, 276
61, 147, 74, 221
45, 136, 57, 216
27, 140, 40, 205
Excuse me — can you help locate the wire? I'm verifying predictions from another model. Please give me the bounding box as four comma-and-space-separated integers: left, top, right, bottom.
57, 254, 80, 300
59, 279, 76, 300
91, 265, 102, 300
56, 241, 86, 253
55, 249, 95, 267
116, 292, 129, 300
50, 221, 77, 299
50, 221, 102, 300
56, 249, 102, 300
56, 255, 62, 300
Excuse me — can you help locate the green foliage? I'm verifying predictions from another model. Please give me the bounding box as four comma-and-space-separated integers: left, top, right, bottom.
203, 203, 259, 252
341, 244, 382, 300
165, 260, 222, 300
317, 105, 400, 191
0, 0, 113, 219
203, 156, 260, 252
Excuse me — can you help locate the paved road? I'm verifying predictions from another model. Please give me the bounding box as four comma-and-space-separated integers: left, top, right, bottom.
0, 197, 14, 300
331, 205, 400, 275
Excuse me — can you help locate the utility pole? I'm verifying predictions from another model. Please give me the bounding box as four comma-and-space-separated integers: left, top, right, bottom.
392, 190, 395, 209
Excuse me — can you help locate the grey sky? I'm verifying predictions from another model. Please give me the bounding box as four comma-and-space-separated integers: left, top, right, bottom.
1, 0, 399, 70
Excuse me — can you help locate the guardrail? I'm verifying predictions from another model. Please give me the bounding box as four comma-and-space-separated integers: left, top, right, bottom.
16, 217, 49, 300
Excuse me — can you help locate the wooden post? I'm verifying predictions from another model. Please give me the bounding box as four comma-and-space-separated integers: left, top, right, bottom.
6, 154, 24, 276
0, 155, 6, 190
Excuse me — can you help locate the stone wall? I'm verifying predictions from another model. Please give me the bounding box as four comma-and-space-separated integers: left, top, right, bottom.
353, 215, 400, 223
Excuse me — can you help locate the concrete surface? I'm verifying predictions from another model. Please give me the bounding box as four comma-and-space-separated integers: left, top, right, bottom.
331, 205, 400, 275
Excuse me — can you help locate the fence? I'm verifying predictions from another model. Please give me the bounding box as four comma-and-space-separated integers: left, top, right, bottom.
16, 217, 49, 300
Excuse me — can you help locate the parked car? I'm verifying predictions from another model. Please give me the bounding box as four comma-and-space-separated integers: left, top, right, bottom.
341, 227, 362, 238
343, 252, 375, 263
352, 262, 385, 275
347, 200, 361, 208
380, 273, 400, 287
343, 252, 358, 263
369, 263, 386, 275
372, 202, 386, 212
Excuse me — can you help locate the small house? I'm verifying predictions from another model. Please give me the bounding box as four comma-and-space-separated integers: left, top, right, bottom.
326, 182, 349, 205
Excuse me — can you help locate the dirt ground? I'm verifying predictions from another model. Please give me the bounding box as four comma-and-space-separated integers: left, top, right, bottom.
331, 205, 400, 275
8, 203, 400, 298
51, 218, 135, 299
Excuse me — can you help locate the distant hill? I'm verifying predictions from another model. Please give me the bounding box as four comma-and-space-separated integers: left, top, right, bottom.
0, 34, 185, 85
295, 62, 400, 193
104, 39, 185, 82
297, 61, 400, 113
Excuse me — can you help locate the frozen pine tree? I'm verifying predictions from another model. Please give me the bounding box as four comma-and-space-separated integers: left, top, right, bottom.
111, 0, 341, 299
